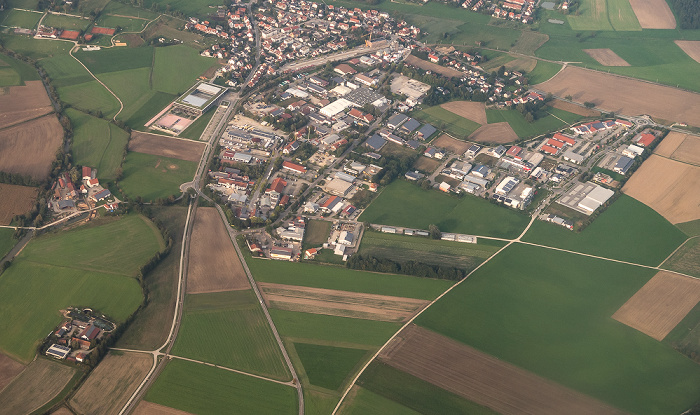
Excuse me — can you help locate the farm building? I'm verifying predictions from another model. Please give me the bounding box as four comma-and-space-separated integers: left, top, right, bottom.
415, 124, 436, 140
405, 171, 424, 181
439, 182, 451, 192
400, 118, 421, 134
91, 189, 111, 202
79, 324, 100, 341
338, 231, 354, 245
381, 227, 397, 233
46, 344, 71, 359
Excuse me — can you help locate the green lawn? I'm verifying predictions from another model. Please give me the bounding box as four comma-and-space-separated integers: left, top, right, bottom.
74, 46, 153, 74
142, 0, 223, 17
67, 108, 128, 181
304, 219, 331, 246
96, 14, 150, 32
527, 60, 561, 84
0, 53, 39, 87
172, 291, 290, 381
119, 152, 196, 201
416, 243, 700, 415
145, 359, 297, 415
412, 106, 481, 139
607, 0, 642, 31
153, 44, 218, 95
271, 309, 401, 348
0, 9, 41, 29
360, 180, 530, 239
99, 67, 153, 117
0, 33, 72, 59
102, 1, 160, 20
57, 80, 121, 117
42, 13, 92, 31
178, 109, 214, 140
40, 54, 94, 87
125, 91, 176, 130
295, 343, 369, 391
486, 107, 582, 138
664, 301, 700, 364
340, 387, 420, 415
0, 228, 17, 259
523, 194, 686, 266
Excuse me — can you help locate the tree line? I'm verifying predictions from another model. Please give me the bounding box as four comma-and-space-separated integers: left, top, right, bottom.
347, 254, 466, 281
669, 0, 700, 29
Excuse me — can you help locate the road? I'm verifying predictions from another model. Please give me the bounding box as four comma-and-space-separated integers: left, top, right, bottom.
280, 40, 391, 72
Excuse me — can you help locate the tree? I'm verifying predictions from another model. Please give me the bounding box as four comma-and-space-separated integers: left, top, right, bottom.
429, 224, 441, 240
584, 101, 596, 109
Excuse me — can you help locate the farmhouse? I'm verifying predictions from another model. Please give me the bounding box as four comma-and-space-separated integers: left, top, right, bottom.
46, 344, 71, 359
90, 189, 111, 202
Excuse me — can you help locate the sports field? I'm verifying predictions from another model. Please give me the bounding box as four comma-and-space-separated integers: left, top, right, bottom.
172, 290, 290, 380
412, 106, 481, 139
523, 194, 686, 266
119, 152, 196, 201
416, 243, 700, 415
0, 9, 41, 29
145, 359, 297, 415
360, 180, 529, 239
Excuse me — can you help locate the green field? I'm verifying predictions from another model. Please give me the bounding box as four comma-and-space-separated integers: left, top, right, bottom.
661, 237, 700, 278
0, 228, 17, 260
153, 45, 217, 95
125, 91, 176, 130
486, 107, 582, 138
523, 194, 686, 266
141, 0, 223, 17
527, 60, 561, 84
360, 180, 530, 239
102, 1, 160, 20
67, 108, 128, 181
359, 231, 503, 271
40, 54, 93, 87
677, 219, 700, 237
119, 152, 196, 201
412, 106, 481, 139
510, 31, 550, 55
42, 13, 92, 31
178, 108, 214, 140
172, 291, 290, 380
0, 52, 39, 87
57, 80, 121, 117
567, 0, 641, 31
96, 14, 150, 33
416, 243, 700, 415
340, 387, 420, 415
145, 359, 297, 415
665, 301, 700, 364
0, 9, 41, 29
295, 343, 369, 390
0, 34, 72, 59
74, 46, 153, 74
304, 219, 331, 246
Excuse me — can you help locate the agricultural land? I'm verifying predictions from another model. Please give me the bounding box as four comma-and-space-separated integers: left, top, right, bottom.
0, 358, 77, 415
0, 183, 37, 225
128, 132, 206, 162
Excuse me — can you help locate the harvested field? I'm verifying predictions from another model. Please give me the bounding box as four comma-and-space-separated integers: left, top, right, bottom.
612, 271, 700, 340
671, 135, 700, 166
440, 101, 487, 124
622, 155, 700, 224
128, 132, 205, 162
432, 134, 471, 154
655, 131, 687, 157
259, 282, 428, 322
0, 81, 53, 129
0, 183, 37, 225
186, 207, 249, 294
536, 66, 700, 127
548, 99, 600, 117
0, 358, 75, 415
404, 55, 462, 78
52, 408, 74, 415
380, 325, 626, 415
505, 56, 537, 73
628, 0, 676, 29
412, 156, 441, 174
663, 237, 700, 278
468, 122, 518, 144
675, 41, 700, 64
0, 353, 24, 392
0, 115, 63, 180
134, 401, 195, 415
70, 351, 152, 415
583, 49, 630, 66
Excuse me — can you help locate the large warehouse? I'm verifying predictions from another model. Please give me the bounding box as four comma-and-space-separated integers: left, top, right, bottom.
174, 82, 227, 116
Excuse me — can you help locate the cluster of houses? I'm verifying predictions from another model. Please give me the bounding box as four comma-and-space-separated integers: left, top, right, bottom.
458, 0, 534, 23
45, 309, 114, 363
49, 167, 112, 213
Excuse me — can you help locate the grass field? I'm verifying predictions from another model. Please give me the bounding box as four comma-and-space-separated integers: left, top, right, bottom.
304, 219, 331, 246
178, 109, 214, 140
57, 80, 121, 117
295, 343, 369, 390
664, 301, 700, 363
340, 386, 419, 415
145, 359, 297, 415
67, 108, 128, 181
42, 13, 92, 31
523, 194, 686, 266
0, 53, 39, 87
527, 60, 562, 84
102, 1, 160, 19
677, 219, 700, 237
662, 237, 700, 278
416, 243, 700, 415
125, 91, 176, 130
0, 9, 41, 29
172, 290, 290, 380
607, 0, 642, 30
119, 152, 196, 201
153, 45, 218, 94
96, 14, 150, 32
485, 107, 582, 138
142, 0, 223, 17
75, 46, 153, 74
0, 34, 72, 60
0, 228, 16, 259
359, 231, 503, 271
412, 106, 481, 139
360, 180, 530, 239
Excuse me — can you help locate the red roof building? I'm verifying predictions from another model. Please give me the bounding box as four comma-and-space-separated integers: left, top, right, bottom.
633, 133, 655, 147
268, 177, 287, 193
541, 144, 559, 155
506, 146, 522, 158
282, 161, 307, 174
553, 133, 576, 145
547, 139, 565, 149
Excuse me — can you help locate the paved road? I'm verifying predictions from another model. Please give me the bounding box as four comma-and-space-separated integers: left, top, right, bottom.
280, 40, 391, 72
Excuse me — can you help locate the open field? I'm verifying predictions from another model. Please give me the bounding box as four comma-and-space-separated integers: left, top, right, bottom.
584, 49, 630, 66
663, 237, 700, 278
360, 180, 529, 239
0, 53, 40, 87
417, 243, 700, 415
606, 0, 642, 30
0, 183, 37, 225
97, 14, 150, 33
141, 0, 223, 17
172, 290, 290, 379
120, 152, 196, 201
413, 106, 481, 138
675, 41, 700, 64
548, 98, 599, 117
0, 9, 41, 29
295, 342, 368, 390
75, 46, 153, 75
304, 219, 331, 246
622, 155, 700, 224
125, 91, 177, 130
57, 80, 121, 118
526, 60, 562, 84
0, 34, 72, 60
412, 156, 441, 173
629, 0, 675, 29
0, 228, 15, 260
510, 31, 549, 55
339, 386, 419, 415
381, 324, 626, 415
431, 133, 471, 154
612, 271, 700, 341
42, 13, 91, 30
129, 132, 205, 162
153, 45, 219, 94
260, 282, 428, 323
0, 353, 24, 392
524, 194, 686, 266
404, 55, 462, 78
145, 359, 297, 415
0, 114, 63, 179
187, 207, 248, 294
677, 219, 700, 237
536, 66, 700, 127
670, 134, 700, 165
134, 402, 194, 415
439, 101, 487, 124
468, 122, 518, 143
654, 131, 687, 157
71, 351, 152, 415
67, 108, 128, 181
567, 0, 613, 31
0, 358, 76, 415
0, 81, 52, 128
485, 108, 580, 138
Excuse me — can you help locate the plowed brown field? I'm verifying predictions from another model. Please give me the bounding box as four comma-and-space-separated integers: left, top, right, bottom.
0, 115, 63, 180
612, 271, 700, 340
622, 155, 700, 224
671, 135, 700, 166
549, 99, 600, 117
0, 183, 37, 225
469, 122, 518, 144
129, 132, 205, 162
186, 207, 249, 294
536, 66, 700, 126
432, 134, 472, 154
584, 49, 630, 66
629, 0, 676, 29
675, 41, 700, 64
0, 358, 75, 415
654, 131, 686, 157
0, 353, 24, 392
259, 283, 428, 322
440, 101, 487, 124
134, 402, 194, 415
380, 325, 627, 415
0, 81, 53, 129
404, 55, 462, 78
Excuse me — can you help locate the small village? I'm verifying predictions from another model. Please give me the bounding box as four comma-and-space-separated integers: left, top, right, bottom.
44, 307, 115, 366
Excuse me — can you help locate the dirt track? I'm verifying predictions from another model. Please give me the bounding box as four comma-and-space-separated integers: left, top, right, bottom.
675, 41, 700, 64
129, 132, 206, 162
612, 271, 700, 341
535, 66, 700, 127
134, 402, 194, 415
186, 207, 250, 294
0, 353, 24, 392
583, 49, 630, 66
629, 0, 676, 29
622, 155, 700, 224
432, 134, 472, 154
380, 325, 627, 415
404, 55, 463, 78
440, 101, 487, 124
469, 122, 518, 143
0, 184, 37, 225
0, 81, 53, 129
259, 282, 428, 322
0, 114, 63, 180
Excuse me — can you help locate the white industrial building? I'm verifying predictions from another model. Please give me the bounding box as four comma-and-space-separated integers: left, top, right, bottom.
320, 98, 354, 118
577, 185, 614, 213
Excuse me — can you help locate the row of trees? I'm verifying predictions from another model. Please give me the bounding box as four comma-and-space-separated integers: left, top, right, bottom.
669, 0, 700, 29
347, 254, 466, 281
